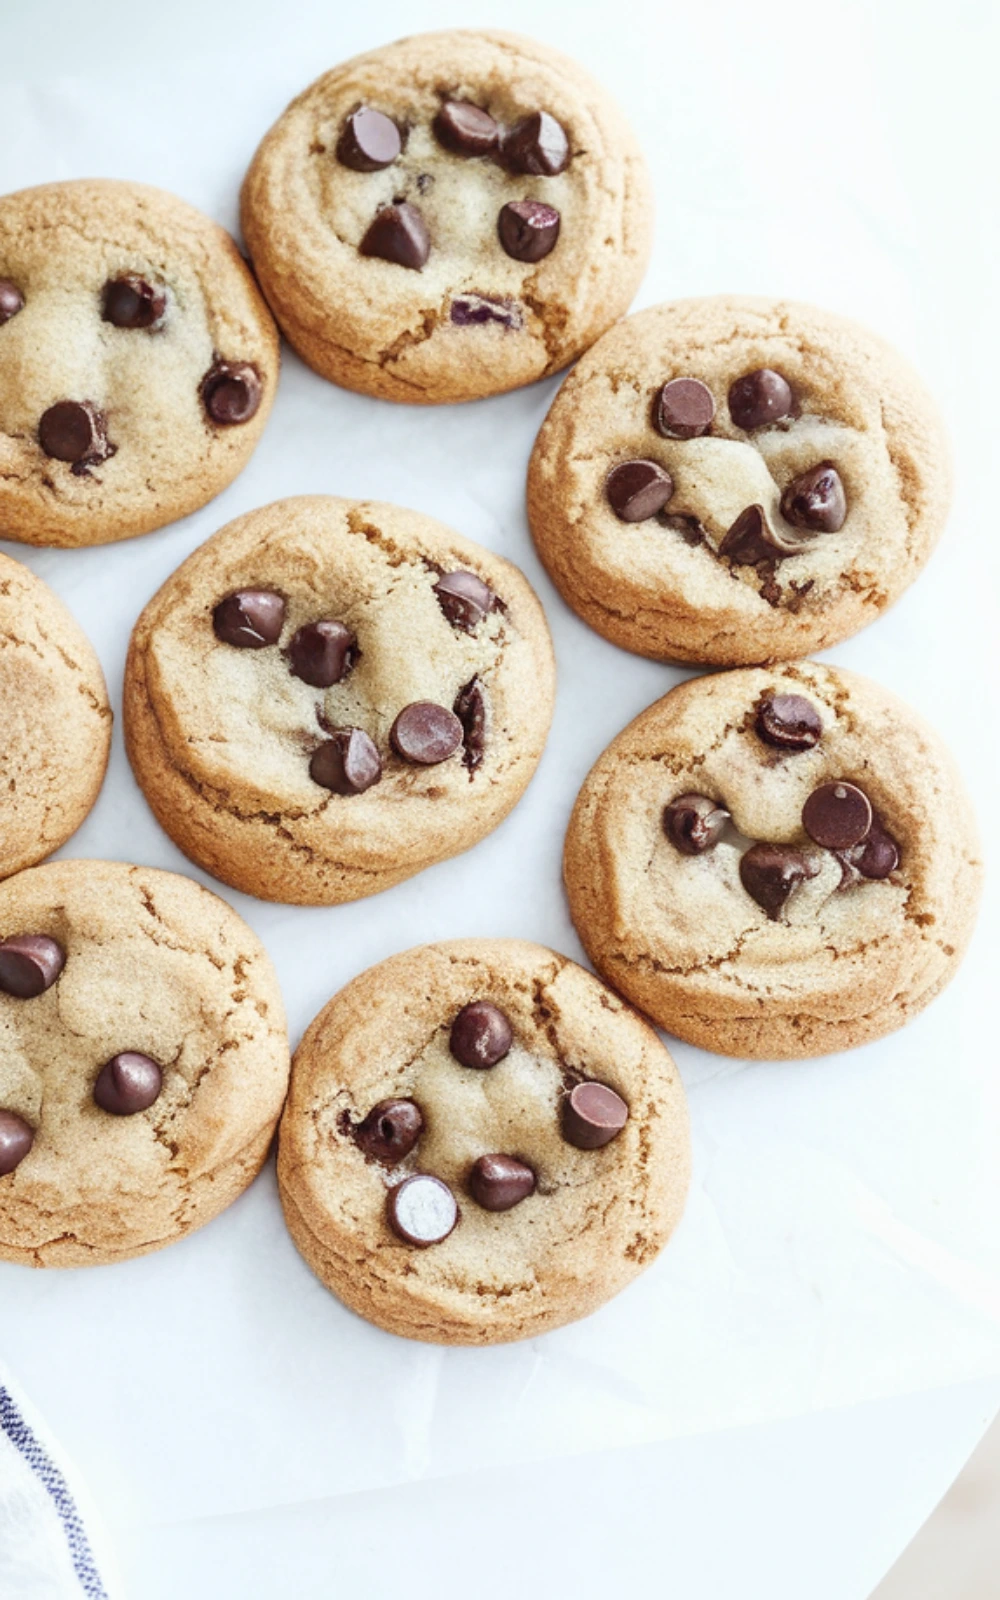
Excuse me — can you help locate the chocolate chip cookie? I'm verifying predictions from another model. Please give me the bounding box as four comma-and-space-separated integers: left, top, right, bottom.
240, 29, 651, 403
0, 179, 279, 547
0, 552, 111, 878
528, 297, 951, 663
0, 860, 289, 1265
124, 496, 556, 904
277, 939, 690, 1344
564, 663, 981, 1058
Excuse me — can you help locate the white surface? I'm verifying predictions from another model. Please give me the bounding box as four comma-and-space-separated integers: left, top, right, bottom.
1, 0, 998, 1595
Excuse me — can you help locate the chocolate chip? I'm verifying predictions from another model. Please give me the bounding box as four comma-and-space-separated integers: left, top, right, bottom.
503, 111, 570, 175
453, 677, 487, 771
605, 459, 674, 523
201, 359, 262, 425
663, 793, 731, 855
755, 693, 822, 751
434, 100, 499, 156
497, 200, 561, 263
288, 620, 358, 687
354, 1099, 423, 1164
309, 729, 382, 795
839, 816, 899, 881
469, 1153, 536, 1212
718, 504, 803, 565
802, 781, 873, 851
387, 1173, 458, 1246
0, 935, 65, 998
390, 702, 463, 765
780, 461, 847, 533
0, 1111, 34, 1176
434, 570, 495, 632
728, 368, 795, 430
336, 107, 401, 171
360, 203, 430, 270
38, 400, 112, 470
212, 589, 285, 648
450, 294, 522, 329
450, 1000, 513, 1069
562, 1082, 628, 1150
739, 843, 818, 919
93, 1052, 163, 1116
0, 279, 25, 324
653, 377, 715, 440
102, 274, 166, 330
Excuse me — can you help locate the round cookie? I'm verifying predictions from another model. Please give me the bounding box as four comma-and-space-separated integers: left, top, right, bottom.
240, 29, 651, 403
564, 663, 981, 1058
277, 939, 690, 1344
528, 297, 951, 664
0, 860, 289, 1266
124, 495, 556, 904
0, 552, 111, 878
0, 179, 279, 547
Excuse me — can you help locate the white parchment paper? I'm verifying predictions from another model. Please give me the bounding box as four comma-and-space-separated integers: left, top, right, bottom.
0, 4, 997, 1531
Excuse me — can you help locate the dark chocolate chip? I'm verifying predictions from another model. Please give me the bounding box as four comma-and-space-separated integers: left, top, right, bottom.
450, 294, 522, 328
434, 570, 495, 632
201, 359, 262, 425
802, 781, 873, 851
469, 1153, 536, 1212
360, 203, 430, 270
503, 111, 570, 175
0, 1110, 34, 1176
288, 620, 358, 687
0, 279, 25, 324
454, 677, 487, 770
653, 377, 715, 440
309, 728, 382, 795
755, 693, 823, 751
718, 503, 803, 565
354, 1098, 423, 1164
780, 461, 847, 533
605, 459, 674, 522
38, 400, 112, 469
739, 842, 819, 919
102, 274, 166, 330
212, 589, 285, 648
387, 1173, 458, 1246
336, 107, 402, 171
497, 199, 560, 262
434, 100, 499, 156
450, 1000, 513, 1069
0, 935, 66, 998
838, 816, 900, 881
390, 701, 463, 765
663, 793, 731, 855
562, 1081, 628, 1150
93, 1052, 163, 1116
728, 368, 795, 430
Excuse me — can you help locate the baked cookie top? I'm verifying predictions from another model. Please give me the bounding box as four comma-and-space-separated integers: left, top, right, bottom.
0, 860, 289, 1266
240, 29, 651, 403
277, 939, 690, 1344
528, 296, 951, 664
0, 179, 279, 547
124, 496, 556, 905
0, 551, 111, 878
564, 663, 981, 1059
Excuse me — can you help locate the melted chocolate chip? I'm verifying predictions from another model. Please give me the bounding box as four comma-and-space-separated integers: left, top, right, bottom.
309, 729, 382, 795
605, 459, 674, 522
212, 589, 285, 648
38, 401, 112, 470
360, 203, 430, 269
663, 793, 730, 855
434, 570, 494, 631
454, 677, 487, 770
387, 1174, 458, 1246
503, 111, 570, 175
0, 1111, 34, 1176
336, 107, 401, 171
390, 702, 463, 765
802, 782, 873, 851
780, 461, 847, 533
288, 620, 358, 687
755, 693, 822, 751
497, 199, 561, 263
469, 1154, 536, 1212
739, 842, 818, 919
718, 504, 803, 565
434, 100, 499, 156
653, 377, 715, 440
93, 1052, 163, 1115
838, 816, 900, 881
728, 368, 795, 430
0, 279, 25, 324
102, 274, 166, 330
450, 294, 522, 328
0, 935, 66, 998
450, 1000, 513, 1069
562, 1082, 628, 1150
201, 360, 262, 425
354, 1099, 423, 1164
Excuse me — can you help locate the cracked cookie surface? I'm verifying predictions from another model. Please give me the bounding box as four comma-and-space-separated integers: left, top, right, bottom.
528, 296, 951, 663
278, 939, 690, 1344
0, 179, 279, 547
124, 495, 556, 904
564, 663, 981, 1058
0, 552, 111, 878
240, 29, 651, 403
0, 860, 289, 1266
